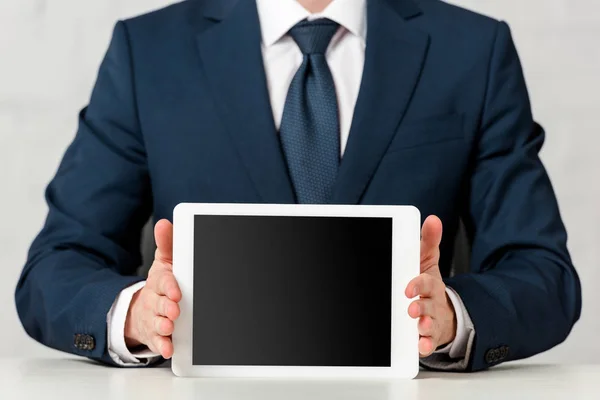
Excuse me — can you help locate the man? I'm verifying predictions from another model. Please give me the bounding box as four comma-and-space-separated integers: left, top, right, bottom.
16, 0, 581, 372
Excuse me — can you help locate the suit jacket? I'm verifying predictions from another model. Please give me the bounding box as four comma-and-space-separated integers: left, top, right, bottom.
15, 0, 581, 371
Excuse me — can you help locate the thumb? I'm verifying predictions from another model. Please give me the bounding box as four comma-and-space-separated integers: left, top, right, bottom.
420, 215, 443, 271
154, 219, 173, 263
421, 215, 443, 248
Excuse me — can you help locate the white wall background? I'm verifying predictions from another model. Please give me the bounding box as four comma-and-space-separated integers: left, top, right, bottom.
1, 0, 599, 363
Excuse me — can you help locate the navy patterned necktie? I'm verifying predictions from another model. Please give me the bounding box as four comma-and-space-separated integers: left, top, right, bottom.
279, 19, 341, 204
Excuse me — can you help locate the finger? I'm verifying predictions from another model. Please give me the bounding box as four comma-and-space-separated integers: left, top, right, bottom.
155, 296, 181, 321
154, 219, 174, 264
159, 273, 182, 302
408, 299, 435, 319
148, 270, 182, 302
405, 273, 440, 299
151, 335, 174, 359
419, 336, 436, 357
146, 334, 161, 355
418, 316, 436, 337
154, 316, 175, 337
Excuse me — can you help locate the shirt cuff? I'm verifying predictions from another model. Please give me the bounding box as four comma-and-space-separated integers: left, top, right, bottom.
433, 287, 469, 358
106, 281, 160, 366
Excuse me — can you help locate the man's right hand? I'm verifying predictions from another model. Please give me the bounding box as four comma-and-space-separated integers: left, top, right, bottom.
124, 219, 181, 359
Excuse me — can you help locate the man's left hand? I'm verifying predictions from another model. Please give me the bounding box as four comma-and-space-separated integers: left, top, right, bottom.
405, 215, 457, 357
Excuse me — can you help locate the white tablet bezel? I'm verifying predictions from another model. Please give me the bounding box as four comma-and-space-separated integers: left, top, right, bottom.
172, 203, 420, 379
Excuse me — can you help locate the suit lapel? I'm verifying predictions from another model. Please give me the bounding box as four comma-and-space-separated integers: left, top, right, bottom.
331, 0, 430, 204
195, 0, 296, 204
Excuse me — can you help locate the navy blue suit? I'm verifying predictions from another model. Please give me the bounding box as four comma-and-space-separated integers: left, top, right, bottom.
16, 0, 581, 371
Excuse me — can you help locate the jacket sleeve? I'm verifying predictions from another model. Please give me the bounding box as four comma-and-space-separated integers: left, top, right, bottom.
15, 21, 153, 365
442, 21, 582, 372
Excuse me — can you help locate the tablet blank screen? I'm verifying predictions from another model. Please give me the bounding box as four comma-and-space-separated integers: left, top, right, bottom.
193, 215, 392, 367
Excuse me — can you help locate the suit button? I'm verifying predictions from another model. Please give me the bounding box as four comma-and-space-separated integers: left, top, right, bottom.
492, 349, 499, 361
485, 348, 500, 364
74, 334, 95, 351
485, 346, 510, 364
499, 346, 509, 360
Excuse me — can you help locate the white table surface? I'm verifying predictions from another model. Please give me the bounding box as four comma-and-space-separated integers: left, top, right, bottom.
1, 358, 598, 400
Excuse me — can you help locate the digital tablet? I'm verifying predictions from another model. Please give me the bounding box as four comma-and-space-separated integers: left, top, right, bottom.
172, 203, 420, 379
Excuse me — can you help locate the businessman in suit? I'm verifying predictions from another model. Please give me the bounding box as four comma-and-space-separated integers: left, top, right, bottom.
16, 0, 581, 371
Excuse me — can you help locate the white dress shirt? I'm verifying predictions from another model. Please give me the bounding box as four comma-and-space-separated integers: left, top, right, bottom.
107, 0, 473, 366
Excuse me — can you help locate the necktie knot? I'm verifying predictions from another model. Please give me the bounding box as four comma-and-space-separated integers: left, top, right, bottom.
289, 18, 340, 55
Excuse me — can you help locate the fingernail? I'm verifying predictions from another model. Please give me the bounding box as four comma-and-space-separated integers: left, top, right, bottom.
413, 287, 419, 297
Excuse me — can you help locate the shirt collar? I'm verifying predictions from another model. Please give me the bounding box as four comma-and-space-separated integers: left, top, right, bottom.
255, 0, 367, 48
